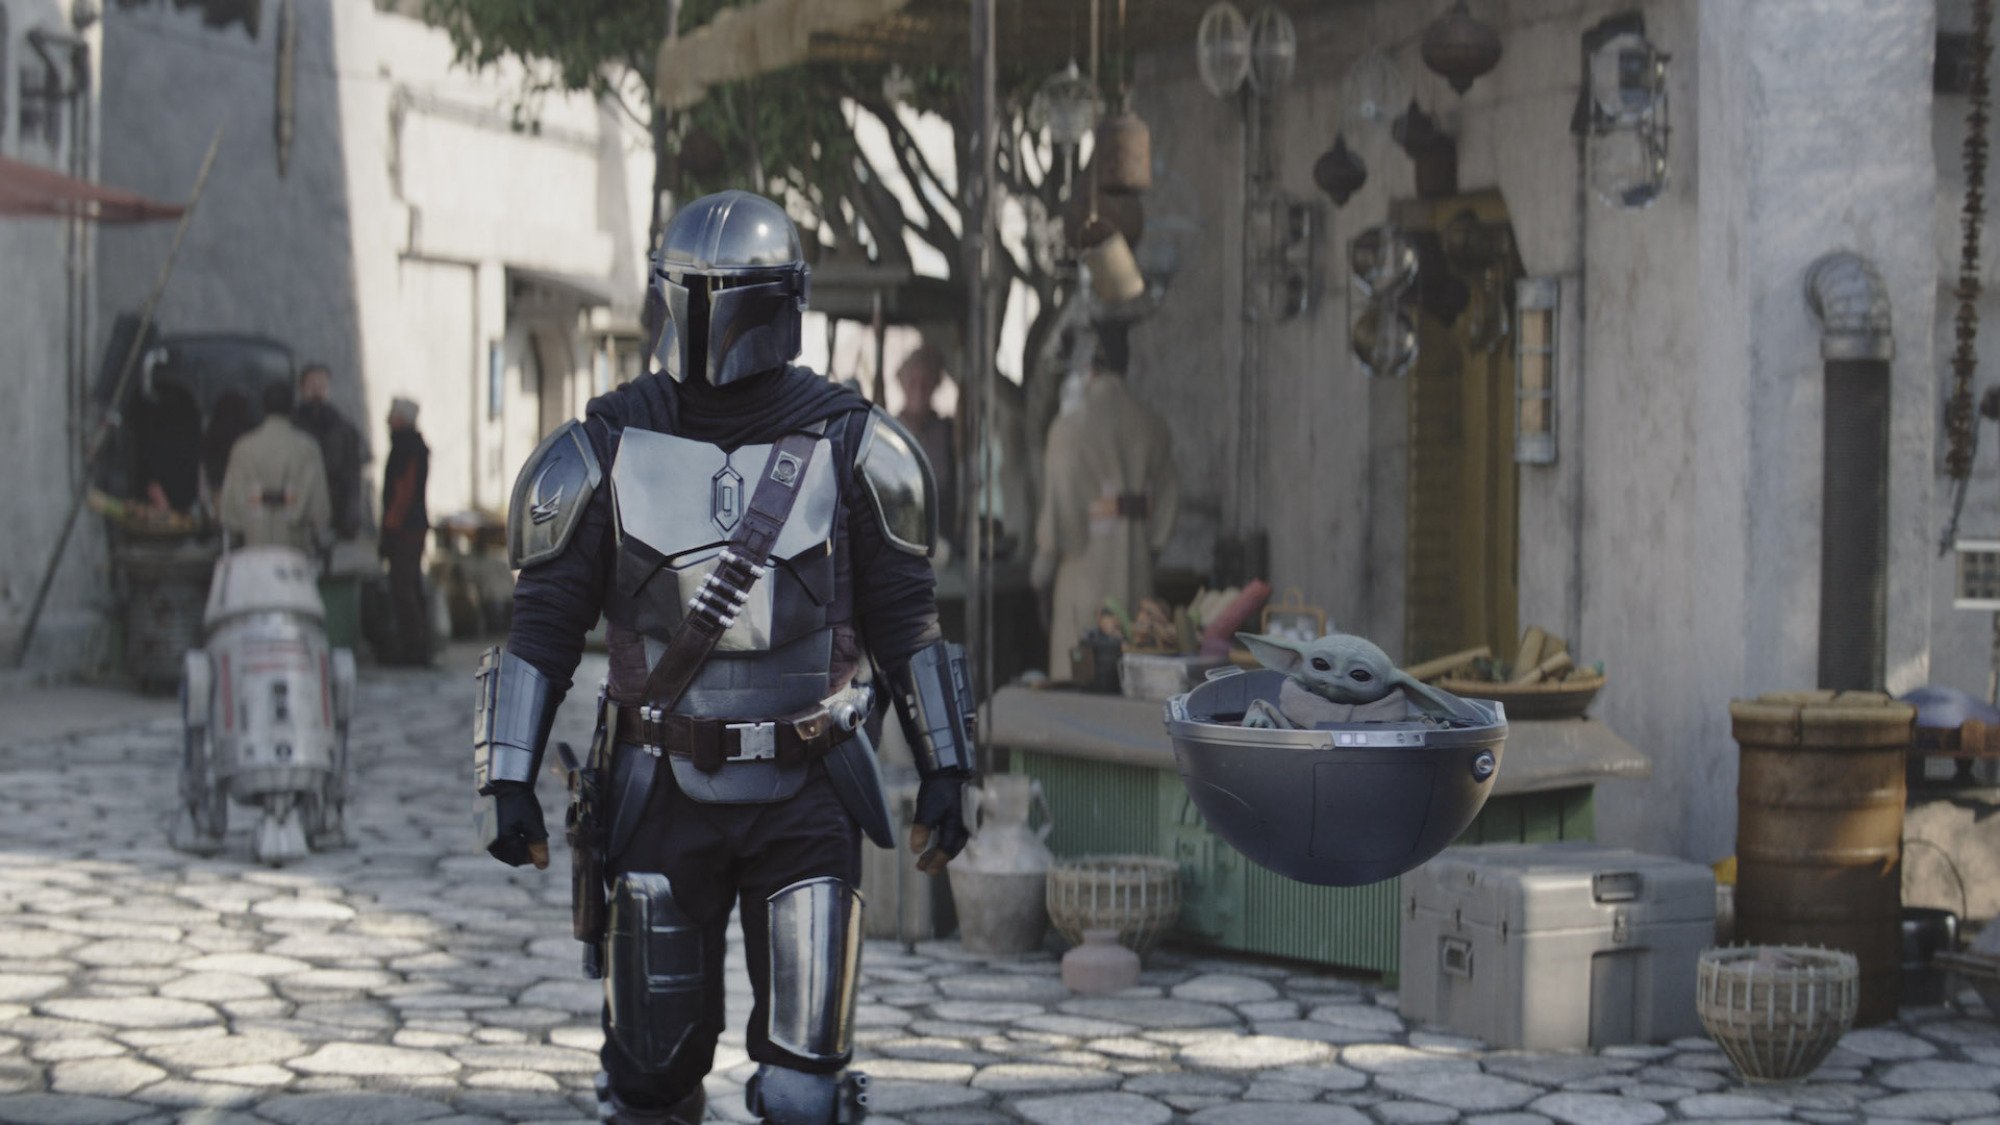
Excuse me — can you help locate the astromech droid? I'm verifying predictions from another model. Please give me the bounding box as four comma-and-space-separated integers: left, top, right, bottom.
173, 546, 355, 865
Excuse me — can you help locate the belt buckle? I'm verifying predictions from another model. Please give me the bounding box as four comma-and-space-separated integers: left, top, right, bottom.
724, 721, 777, 762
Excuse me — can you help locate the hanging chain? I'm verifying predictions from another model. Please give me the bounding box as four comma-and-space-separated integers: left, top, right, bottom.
1948, 0, 1992, 482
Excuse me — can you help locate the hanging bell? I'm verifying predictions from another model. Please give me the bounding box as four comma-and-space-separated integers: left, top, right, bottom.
1420, 0, 1502, 96
1097, 97, 1153, 194
1313, 134, 1368, 207
1080, 218, 1147, 305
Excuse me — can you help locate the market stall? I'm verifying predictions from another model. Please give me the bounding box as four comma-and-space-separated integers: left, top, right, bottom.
990, 683, 1651, 978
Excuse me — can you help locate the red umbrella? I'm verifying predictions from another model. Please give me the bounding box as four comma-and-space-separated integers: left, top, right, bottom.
0, 155, 185, 222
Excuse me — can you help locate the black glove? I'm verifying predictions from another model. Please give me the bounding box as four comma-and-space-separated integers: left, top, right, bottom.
909, 773, 971, 876
482, 781, 549, 869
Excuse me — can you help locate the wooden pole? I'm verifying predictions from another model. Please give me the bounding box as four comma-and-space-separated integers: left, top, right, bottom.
12, 129, 223, 669
967, 0, 997, 773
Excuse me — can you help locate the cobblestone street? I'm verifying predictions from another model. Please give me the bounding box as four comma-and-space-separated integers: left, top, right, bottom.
2, 655, 2000, 1124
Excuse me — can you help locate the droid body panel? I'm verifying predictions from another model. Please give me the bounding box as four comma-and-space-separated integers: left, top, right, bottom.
176, 546, 354, 865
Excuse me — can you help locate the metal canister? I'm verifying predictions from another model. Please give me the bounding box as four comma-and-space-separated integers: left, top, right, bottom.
1730, 691, 1913, 1026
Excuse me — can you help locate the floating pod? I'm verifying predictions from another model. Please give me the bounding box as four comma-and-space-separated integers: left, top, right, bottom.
1163, 669, 1505, 887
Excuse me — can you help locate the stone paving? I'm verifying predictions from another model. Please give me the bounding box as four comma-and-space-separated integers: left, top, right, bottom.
1, 654, 2000, 1123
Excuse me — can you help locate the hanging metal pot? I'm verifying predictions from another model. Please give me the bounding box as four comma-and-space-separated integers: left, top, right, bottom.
1080, 218, 1147, 305
1097, 99, 1153, 194
1313, 133, 1368, 206
1421, 0, 1503, 95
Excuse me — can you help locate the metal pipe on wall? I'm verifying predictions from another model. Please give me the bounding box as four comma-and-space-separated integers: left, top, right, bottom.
1805, 251, 1895, 692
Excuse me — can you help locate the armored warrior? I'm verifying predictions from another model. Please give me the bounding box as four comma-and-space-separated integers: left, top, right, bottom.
473, 191, 975, 1125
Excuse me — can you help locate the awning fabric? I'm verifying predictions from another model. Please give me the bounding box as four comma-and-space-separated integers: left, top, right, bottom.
656, 0, 913, 110
0, 156, 186, 223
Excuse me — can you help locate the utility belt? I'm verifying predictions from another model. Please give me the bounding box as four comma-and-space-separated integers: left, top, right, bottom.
607, 697, 838, 773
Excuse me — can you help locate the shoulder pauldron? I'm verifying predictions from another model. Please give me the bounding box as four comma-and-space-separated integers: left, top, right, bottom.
508, 420, 603, 569
854, 408, 937, 557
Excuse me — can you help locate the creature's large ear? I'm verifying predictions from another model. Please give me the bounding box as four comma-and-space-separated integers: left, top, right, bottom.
1392, 671, 1483, 723
1237, 631, 1307, 674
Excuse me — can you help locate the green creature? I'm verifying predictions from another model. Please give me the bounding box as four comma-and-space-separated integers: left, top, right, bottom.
1235, 631, 1482, 728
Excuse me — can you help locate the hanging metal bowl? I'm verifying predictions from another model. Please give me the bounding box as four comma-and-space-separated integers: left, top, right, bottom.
1164, 670, 1506, 887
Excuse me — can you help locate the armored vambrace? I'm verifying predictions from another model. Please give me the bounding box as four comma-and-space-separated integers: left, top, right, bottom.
474, 646, 557, 792
888, 639, 975, 779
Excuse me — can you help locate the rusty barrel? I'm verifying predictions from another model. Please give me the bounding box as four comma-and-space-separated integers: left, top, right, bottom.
1730, 691, 1912, 1026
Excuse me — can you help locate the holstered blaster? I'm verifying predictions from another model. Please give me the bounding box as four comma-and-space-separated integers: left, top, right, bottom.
559, 690, 612, 979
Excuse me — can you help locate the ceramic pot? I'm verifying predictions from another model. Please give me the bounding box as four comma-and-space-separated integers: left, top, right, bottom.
1062, 928, 1140, 994
948, 776, 1055, 955
1080, 220, 1146, 305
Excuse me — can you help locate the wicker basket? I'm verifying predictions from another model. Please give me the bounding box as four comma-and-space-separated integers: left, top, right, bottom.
1696, 945, 1859, 1083
1438, 669, 1605, 720
1045, 855, 1181, 958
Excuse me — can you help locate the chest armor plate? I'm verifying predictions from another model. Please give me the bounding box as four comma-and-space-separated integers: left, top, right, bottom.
607, 428, 840, 660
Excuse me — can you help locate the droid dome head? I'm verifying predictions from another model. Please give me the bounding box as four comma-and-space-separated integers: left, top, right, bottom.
646, 190, 810, 389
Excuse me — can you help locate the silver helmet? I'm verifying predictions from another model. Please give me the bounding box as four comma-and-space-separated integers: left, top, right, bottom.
647, 190, 810, 388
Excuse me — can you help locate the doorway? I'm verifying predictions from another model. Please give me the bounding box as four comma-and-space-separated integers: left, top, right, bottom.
1397, 191, 1523, 663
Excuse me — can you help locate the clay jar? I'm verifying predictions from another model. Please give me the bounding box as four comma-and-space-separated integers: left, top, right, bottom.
947, 775, 1055, 955
1062, 928, 1141, 994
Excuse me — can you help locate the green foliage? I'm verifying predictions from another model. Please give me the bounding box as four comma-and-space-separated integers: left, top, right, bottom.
422, 0, 669, 93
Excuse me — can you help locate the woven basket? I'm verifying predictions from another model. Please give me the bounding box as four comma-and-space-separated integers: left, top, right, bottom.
1045, 855, 1181, 958
1696, 945, 1858, 1083
1437, 669, 1605, 720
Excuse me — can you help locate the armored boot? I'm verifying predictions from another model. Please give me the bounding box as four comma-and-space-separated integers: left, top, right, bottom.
596, 1071, 705, 1125
744, 1065, 869, 1124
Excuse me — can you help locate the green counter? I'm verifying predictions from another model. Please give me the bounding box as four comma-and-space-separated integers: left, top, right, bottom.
991, 687, 1650, 978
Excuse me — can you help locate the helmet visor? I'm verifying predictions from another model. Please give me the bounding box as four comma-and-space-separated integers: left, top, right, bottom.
651, 274, 708, 383
707, 273, 802, 386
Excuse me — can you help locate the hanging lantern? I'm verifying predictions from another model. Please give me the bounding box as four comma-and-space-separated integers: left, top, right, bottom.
1097, 94, 1153, 194
1247, 5, 1298, 98
1421, 0, 1503, 95
1581, 27, 1671, 209
1343, 50, 1409, 135
1196, 3, 1252, 99
1031, 60, 1103, 148
1312, 134, 1367, 207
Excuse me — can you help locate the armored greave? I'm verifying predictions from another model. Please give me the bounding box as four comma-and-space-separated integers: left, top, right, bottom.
745, 877, 869, 1121
600, 757, 864, 1114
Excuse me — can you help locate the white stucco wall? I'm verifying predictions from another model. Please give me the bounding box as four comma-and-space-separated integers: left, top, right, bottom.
0, 0, 106, 674
1130, 0, 1938, 861
1930, 0, 2000, 703
96, 0, 652, 527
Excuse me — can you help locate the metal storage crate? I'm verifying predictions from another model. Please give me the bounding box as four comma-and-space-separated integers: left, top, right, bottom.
1400, 843, 1715, 1048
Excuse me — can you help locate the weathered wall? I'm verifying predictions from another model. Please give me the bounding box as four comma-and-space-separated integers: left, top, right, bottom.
1930, 0, 2000, 702
98, 0, 365, 430
1131, 0, 1937, 861
0, 0, 107, 674
98, 0, 651, 527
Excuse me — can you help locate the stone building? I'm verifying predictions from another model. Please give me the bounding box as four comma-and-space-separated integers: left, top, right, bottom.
0, 0, 106, 673
1124, 0, 1939, 862
91, 0, 653, 536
